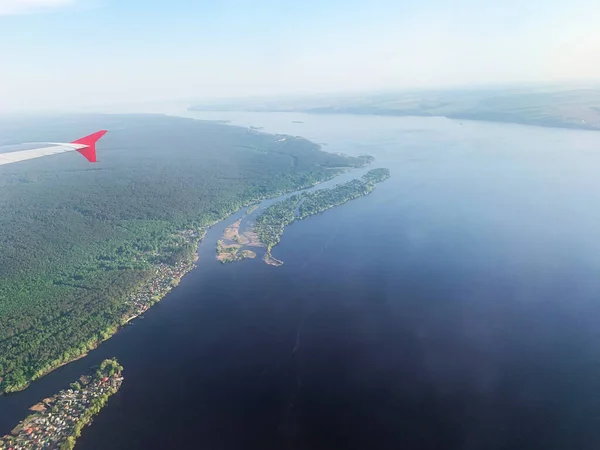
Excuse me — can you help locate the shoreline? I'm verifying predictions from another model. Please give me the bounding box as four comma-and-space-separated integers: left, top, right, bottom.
249, 169, 390, 265
185, 107, 600, 134
1, 164, 364, 397
5, 238, 201, 396
1, 359, 124, 450
263, 252, 284, 266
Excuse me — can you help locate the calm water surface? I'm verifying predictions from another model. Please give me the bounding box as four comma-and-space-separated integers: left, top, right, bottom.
3, 112, 600, 449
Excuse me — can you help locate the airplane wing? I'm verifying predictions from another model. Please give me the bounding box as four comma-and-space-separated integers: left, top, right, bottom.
0, 130, 107, 166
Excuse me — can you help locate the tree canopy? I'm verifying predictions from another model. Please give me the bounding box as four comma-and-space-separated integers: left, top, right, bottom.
0, 114, 366, 393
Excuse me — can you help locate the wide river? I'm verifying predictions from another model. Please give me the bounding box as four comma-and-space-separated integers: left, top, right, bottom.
3, 111, 600, 449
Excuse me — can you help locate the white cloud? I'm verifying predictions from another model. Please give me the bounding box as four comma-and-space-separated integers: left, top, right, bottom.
0, 0, 74, 16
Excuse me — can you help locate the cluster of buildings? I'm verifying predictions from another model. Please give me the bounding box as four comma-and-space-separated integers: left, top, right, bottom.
124, 228, 201, 320
0, 230, 201, 450
0, 373, 123, 450
125, 259, 195, 321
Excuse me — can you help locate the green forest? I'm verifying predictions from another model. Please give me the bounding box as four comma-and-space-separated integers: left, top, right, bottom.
255, 168, 390, 251
254, 195, 302, 251
298, 168, 390, 218
0, 114, 367, 394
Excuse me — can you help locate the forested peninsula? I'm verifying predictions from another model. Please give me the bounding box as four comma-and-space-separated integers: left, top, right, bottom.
254, 168, 390, 260
0, 114, 368, 394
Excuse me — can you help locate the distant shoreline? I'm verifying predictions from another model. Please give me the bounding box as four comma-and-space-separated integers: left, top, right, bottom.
305, 110, 600, 133
189, 85, 600, 133
188, 107, 600, 133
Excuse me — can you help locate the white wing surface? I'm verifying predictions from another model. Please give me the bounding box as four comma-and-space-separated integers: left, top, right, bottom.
0, 143, 88, 166
0, 130, 107, 167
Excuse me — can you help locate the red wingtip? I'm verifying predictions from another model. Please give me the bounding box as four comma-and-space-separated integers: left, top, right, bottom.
72, 130, 107, 163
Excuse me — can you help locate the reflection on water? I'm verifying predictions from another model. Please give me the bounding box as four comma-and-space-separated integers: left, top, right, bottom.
4, 111, 600, 449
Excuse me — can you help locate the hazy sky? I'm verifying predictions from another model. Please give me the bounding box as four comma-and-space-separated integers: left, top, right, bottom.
1, 0, 600, 112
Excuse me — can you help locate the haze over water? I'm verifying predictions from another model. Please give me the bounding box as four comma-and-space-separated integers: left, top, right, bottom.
4, 112, 600, 449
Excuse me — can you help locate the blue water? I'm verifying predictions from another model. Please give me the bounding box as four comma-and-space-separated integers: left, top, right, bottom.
3, 112, 600, 449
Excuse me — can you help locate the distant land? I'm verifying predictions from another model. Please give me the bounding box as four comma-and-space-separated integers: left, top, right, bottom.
189, 84, 600, 132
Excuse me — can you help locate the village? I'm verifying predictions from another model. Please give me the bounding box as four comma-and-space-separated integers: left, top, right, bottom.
0, 229, 201, 450
124, 258, 196, 321
124, 228, 202, 321
0, 359, 123, 450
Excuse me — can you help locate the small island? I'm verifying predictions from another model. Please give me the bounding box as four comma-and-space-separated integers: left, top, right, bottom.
1, 359, 124, 450
216, 219, 260, 263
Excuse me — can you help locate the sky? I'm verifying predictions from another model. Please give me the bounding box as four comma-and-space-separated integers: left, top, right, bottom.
1, 0, 600, 112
